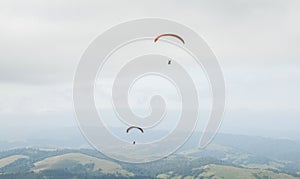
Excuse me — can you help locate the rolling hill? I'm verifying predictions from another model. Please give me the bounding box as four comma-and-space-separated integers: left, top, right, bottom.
0, 133, 299, 178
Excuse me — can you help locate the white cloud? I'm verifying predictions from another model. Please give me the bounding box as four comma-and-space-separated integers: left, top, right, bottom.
0, 0, 299, 138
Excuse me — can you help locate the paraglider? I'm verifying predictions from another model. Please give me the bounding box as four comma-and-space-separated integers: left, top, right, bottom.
154, 34, 184, 65
154, 33, 185, 44
126, 126, 144, 145
123, 33, 186, 145
126, 126, 144, 133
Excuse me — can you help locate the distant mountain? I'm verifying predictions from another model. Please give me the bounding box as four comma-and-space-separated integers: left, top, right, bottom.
181, 133, 300, 174
213, 133, 300, 161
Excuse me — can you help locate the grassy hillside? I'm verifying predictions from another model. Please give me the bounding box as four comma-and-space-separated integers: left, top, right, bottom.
0, 155, 28, 168
197, 164, 297, 179
33, 152, 133, 176
157, 164, 298, 179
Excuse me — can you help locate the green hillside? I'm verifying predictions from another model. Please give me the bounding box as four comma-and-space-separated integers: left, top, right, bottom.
33, 153, 133, 176
196, 164, 297, 179
0, 141, 299, 179
0, 155, 28, 168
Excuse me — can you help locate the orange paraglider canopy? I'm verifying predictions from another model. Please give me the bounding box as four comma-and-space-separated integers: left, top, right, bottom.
154, 34, 185, 44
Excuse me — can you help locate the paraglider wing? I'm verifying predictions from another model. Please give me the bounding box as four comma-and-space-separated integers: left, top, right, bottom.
154, 34, 185, 44
126, 126, 144, 133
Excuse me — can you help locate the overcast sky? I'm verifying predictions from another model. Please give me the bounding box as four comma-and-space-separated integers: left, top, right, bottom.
0, 0, 300, 141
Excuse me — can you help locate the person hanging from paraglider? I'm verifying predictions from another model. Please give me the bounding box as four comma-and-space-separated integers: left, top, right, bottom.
154, 34, 185, 66
126, 126, 143, 145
